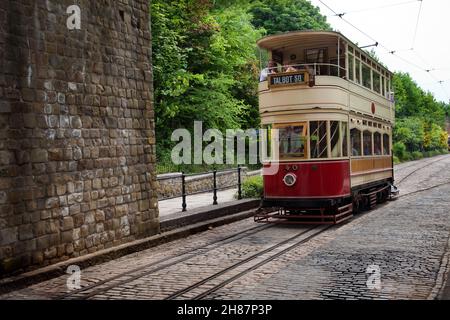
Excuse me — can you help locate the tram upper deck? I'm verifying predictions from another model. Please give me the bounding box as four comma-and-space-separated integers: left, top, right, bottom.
257, 31, 395, 125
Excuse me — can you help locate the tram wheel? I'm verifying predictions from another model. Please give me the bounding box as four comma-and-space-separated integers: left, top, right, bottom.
352, 196, 361, 214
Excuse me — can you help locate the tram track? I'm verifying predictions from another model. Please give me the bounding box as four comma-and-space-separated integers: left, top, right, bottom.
399, 181, 450, 198
55, 157, 449, 300
166, 225, 331, 300
395, 155, 449, 185
59, 218, 274, 300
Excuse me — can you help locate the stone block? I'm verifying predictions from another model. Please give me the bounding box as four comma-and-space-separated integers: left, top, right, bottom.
0, 227, 18, 246
62, 217, 74, 231
18, 224, 34, 241
31, 149, 48, 163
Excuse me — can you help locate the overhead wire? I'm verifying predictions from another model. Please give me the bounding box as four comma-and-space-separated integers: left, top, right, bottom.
318, 0, 450, 102
411, 0, 423, 49
331, 0, 420, 17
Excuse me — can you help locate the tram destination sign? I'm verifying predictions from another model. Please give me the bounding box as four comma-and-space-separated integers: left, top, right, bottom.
269, 72, 308, 87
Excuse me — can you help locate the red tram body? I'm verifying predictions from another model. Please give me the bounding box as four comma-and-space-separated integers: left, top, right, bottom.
255, 31, 398, 225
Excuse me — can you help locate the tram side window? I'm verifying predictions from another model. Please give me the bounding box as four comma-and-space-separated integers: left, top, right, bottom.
362, 64, 372, 89
277, 124, 307, 159
383, 133, 390, 155
342, 122, 348, 157
386, 79, 391, 98
348, 54, 354, 81
355, 59, 361, 84
350, 128, 361, 156
373, 72, 381, 94
363, 130, 373, 156
330, 121, 341, 158
374, 132, 382, 155
310, 121, 328, 159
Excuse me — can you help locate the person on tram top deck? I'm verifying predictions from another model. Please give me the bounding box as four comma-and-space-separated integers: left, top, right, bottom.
259, 60, 276, 82
285, 65, 298, 73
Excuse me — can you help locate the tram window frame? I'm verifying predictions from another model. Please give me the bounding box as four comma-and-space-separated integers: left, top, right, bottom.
373, 71, 381, 94
274, 122, 308, 160
362, 63, 372, 89
383, 133, 390, 155
341, 122, 349, 157
305, 48, 327, 64
310, 121, 328, 159
348, 54, 355, 81
330, 121, 341, 158
374, 132, 382, 156
363, 130, 373, 156
386, 78, 391, 98
262, 124, 273, 160
350, 128, 362, 157
355, 59, 361, 84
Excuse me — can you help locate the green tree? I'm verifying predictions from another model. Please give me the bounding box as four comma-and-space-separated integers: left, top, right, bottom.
151, 0, 263, 160
394, 117, 424, 152
249, 0, 331, 35
393, 72, 448, 156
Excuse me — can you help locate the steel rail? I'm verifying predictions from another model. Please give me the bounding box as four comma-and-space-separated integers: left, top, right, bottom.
59, 216, 274, 300
165, 225, 330, 300
396, 155, 449, 185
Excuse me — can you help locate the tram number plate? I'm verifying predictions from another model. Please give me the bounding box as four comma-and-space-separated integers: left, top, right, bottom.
269, 72, 307, 87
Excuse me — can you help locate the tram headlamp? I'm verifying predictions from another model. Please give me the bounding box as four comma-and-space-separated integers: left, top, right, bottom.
283, 173, 297, 187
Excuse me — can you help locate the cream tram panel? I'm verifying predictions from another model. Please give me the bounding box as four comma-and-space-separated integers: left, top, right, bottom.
347, 83, 393, 123
261, 112, 349, 125
259, 85, 349, 113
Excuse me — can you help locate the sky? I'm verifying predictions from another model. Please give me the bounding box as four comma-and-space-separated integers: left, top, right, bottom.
309, 0, 450, 103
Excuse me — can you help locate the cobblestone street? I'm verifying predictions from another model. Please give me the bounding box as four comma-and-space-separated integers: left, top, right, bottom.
1, 155, 450, 300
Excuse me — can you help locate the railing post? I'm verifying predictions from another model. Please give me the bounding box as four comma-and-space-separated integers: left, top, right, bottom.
213, 170, 218, 205
181, 172, 187, 212
238, 166, 242, 200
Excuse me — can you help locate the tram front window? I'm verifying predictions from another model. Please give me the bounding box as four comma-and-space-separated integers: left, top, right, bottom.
310, 121, 328, 159
276, 123, 307, 159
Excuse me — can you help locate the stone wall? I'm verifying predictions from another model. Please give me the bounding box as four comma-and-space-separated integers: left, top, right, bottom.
157, 169, 261, 200
0, 0, 158, 275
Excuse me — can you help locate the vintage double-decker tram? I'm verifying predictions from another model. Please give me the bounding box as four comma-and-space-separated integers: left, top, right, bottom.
255, 31, 398, 225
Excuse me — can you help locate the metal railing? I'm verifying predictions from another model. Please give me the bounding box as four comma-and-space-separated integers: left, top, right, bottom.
157, 166, 243, 212
260, 63, 347, 81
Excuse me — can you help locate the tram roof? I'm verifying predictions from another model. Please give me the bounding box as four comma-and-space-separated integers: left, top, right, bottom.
257, 30, 392, 75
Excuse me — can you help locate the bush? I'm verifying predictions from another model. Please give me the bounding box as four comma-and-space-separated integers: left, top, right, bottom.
393, 142, 407, 160
237, 175, 263, 199
393, 156, 401, 164
411, 151, 423, 160
430, 150, 441, 157
403, 152, 413, 161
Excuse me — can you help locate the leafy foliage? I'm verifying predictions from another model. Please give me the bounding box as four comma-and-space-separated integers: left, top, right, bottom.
237, 175, 264, 199
393, 72, 449, 161
249, 0, 331, 35
151, 0, 263, 158
152, 0, 331, 170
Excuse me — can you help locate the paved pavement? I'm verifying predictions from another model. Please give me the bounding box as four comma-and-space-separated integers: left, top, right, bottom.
158, 189, 238, 217
1, 155, 450, 300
